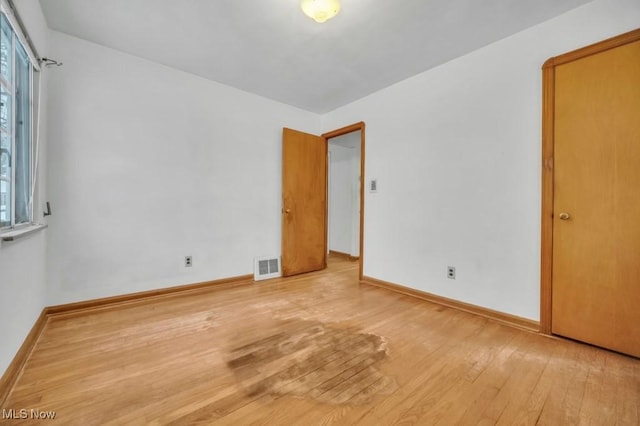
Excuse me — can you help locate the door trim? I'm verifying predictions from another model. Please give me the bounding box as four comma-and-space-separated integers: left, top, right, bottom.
322, 122, 366, 280
540, 28, 640, 335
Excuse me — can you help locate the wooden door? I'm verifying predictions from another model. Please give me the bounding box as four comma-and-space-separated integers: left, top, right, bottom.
551, 38, 640, 357
282, 128, 327, 276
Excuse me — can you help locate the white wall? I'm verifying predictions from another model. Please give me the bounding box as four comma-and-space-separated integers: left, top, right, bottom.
45, 31, 320, 305
328, 145, 353, 254
321, 0, 640, 321
0, 0, 50, 375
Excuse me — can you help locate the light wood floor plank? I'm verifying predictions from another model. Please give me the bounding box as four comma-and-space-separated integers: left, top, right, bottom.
2, 256, 638, 425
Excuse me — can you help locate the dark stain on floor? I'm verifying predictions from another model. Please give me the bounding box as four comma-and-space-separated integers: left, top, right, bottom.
225, 319, 397, 405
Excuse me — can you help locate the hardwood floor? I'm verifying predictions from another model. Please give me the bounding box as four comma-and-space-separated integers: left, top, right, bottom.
2, 256, 639, 425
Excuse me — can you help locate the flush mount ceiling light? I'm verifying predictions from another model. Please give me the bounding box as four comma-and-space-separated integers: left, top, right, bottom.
301, 0, 341, 23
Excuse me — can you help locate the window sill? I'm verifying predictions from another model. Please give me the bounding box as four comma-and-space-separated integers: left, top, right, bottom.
0, 223, 48, 242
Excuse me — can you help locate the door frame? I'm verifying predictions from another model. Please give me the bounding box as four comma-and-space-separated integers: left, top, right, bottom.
322, 122, 366, 280
540, 28, 640, 335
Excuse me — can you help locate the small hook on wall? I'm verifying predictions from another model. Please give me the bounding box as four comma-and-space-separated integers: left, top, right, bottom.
39, 57, 63, 67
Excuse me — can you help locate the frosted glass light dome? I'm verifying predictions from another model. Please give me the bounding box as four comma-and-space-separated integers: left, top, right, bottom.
301, 0, 341, 23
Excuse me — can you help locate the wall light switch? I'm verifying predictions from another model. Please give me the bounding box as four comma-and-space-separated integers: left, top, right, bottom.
370, 179, 378, 193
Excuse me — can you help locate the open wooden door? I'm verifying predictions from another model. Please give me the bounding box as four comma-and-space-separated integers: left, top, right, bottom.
282, 128, 327, 277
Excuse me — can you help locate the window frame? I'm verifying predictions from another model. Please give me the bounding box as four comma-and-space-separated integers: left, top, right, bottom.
0, 0, 38, 232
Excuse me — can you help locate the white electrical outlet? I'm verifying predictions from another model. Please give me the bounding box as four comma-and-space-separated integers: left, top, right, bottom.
447, 266, 456, 279
185, 256, 193, 267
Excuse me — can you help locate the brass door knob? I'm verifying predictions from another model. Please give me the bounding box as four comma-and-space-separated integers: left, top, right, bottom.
558, 212, 570, 220
283, 208, 291, 214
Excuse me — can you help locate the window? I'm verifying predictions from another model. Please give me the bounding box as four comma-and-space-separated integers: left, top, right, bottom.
1, 9, 33, 230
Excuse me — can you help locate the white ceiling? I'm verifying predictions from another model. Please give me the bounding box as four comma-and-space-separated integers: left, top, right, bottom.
39, 0, 593, 113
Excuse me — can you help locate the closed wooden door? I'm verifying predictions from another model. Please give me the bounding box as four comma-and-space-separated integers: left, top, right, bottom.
282, 128, 327, 276
551, 38, 640, 357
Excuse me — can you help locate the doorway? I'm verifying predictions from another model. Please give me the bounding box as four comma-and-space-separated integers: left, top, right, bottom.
327, 131, 361, 263
540, 29, 640, 357
323, 123, 365, 280
281, 122, 366, 280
